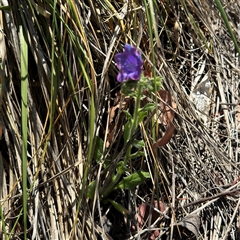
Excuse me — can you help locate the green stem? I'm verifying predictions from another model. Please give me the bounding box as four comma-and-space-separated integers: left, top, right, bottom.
102, 81, 142, 198
124, 82, 142, 165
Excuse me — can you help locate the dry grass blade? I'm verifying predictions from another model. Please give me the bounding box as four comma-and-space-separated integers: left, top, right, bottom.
0, 6, 7, 238
0, 0, 240, 239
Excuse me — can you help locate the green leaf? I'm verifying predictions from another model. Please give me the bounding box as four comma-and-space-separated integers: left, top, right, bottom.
87, 180, 97, 199
123, 118, 132, 144
136, 103, 156, 125
20, 25, 28, 240
129, 151, 144, 159
140, 76, 162, 92
121, 80, 138, 97
123, 110, 133, 121
136, 111, 147, 125
93, 136, 104, 163
0, 6, 12, 11
132, 139, 145, 149
114, 170, 150, 190
139, 103, 156, 112
117, 161, 128, 174
107, 199, 130, 215
103, 156, 111, 168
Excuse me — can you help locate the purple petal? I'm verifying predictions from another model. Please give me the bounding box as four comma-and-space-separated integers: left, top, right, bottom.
117, 72, 128, 82
114, 52, 125, 68
127, 69, 142, 80
135, 52, 144, 65
114, 44, 143, 82
124, 44, 136, 53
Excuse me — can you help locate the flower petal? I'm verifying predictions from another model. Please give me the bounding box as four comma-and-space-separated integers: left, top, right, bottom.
114, 53, 125, 68
124, 44, 136, 53
114, 44, 143, 82
127, 69, 142, 80
135, 52, 144, 66
117, 72, 128, 82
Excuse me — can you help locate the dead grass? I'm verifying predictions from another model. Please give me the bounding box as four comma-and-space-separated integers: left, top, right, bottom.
0, 0, 240, 239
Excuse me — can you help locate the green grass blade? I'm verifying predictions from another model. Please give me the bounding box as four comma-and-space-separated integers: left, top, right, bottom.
143, 0, 159, 141
0, 204, 7, 239
149, 0, 160, 50
49, 0, 58, 134
214, 0, 240, 55
179, 0, 211, 53
20, 25, 28, 240
7, 208, 24, 240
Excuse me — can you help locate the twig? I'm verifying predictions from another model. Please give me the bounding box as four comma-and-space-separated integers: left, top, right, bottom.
182, 188, 240, 209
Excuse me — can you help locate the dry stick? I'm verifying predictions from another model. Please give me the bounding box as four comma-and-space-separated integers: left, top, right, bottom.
182, 187, 240, 210
222, 197, 240, 240
98, 1, 128, 95
92, 155, 114, 239
0, 7, 7, 237
152, 90, 239, 172
215, 57, 231, 137
170, 159, 176, 240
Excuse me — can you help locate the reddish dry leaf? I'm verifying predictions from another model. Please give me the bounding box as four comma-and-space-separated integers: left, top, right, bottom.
106, 89, 177, 148
132, 201, 165, 239
157, 90, 176, 123
152, 122, 175, 148
143, 60, 152, 78
151, 90, 177, 148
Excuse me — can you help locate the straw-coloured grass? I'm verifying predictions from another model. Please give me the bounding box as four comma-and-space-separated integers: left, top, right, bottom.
0, 0, 240, 239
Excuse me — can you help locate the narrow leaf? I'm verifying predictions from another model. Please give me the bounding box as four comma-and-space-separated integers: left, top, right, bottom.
214, 0, 240, 55
117, 161, 128, 174
137, 103, 155, 124
124, 119, 132, 144
0, 6, 11, 11
20, 25, 28, 240
130, 151, 144, 159
139, 102, 156, 112
115, 171, 150, 190
87, 180, 96, 199
93, 136, 104, 163
107, 199, 130, 215
132, 139, 145, 149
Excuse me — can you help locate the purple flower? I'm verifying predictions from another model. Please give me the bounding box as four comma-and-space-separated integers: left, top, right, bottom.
114, 44, 143, 82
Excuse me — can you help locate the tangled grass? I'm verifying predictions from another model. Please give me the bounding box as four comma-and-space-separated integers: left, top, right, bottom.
0, 0, 240, 239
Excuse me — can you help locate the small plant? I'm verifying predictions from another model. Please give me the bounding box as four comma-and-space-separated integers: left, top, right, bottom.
88, 44, 162, 214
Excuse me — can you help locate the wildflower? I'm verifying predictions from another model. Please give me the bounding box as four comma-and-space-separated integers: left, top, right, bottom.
114, 44, 143, 82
